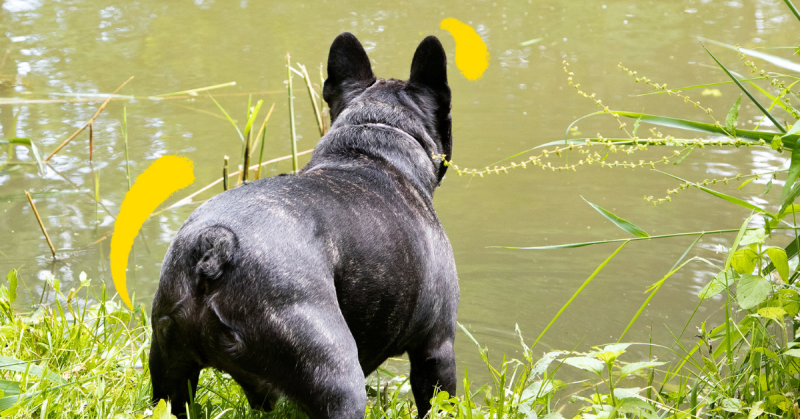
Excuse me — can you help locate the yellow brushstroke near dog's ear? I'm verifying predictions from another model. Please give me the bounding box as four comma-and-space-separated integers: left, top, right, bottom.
111, 155, 195, 309
440, 18, 489, 81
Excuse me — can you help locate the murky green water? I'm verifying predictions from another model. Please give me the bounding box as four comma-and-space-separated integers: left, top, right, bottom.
1, 0, 797, 381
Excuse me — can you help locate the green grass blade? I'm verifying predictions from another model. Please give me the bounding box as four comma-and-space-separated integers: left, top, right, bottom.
609, 111, 791, 146
785, 0, 800, 21
701, 37, 800, 73
529, 241, 628, 350
0, 138, 44, 174
782, 145, 800, 203
207, 93, 244, 143
655, 170, 777, 218
152, 82, 237, 98
582, 196, 649, 237
703, 44, 787, 133
617, 237, 703, 341
748, 80, 800, 118
634, 76, 771, 96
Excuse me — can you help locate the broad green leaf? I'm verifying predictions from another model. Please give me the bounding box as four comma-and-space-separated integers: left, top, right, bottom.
617, 398, 658, 419
764, 247, 789, 281
721, 398, 744, 414
532, 351, 566, 376
738, 228, 767, 246
521, 380, 555, 401
698, 269, 737, 300
0, 381, 19, 397
752, 347, 780, 362
583, 197, 648, 238
620, 361, 665, 378
542, 413, 565, 419
563, 356, 605, 375
782, 145, 800, 203
0, 356, 63, 384
613, 387, 643, 399
731, 249, 759, 274
152, 399, 174, 419
737, 274, 772, 309
778, 289, 800, 317
757, 306, 786, 321
725, 95, 741, 136
4, 271, 16, 305
784, 348, 800, 357
782, 122, 800, 139
749, 401, 765, 419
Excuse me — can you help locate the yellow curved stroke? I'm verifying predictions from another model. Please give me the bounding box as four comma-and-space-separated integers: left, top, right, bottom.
111, 155, 195, 309
440, 18, 490, 81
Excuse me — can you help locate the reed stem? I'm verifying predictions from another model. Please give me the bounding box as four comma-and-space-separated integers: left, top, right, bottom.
287, 54, 299, 173
255, 103, 276, 180
223, 156, 229, 191
44, 76, 133, 162
88, 122, 93, 162
122, 107, 131, 190
242, 130, 251, 184
298, 63, 324, 136
25, 191, 56, 258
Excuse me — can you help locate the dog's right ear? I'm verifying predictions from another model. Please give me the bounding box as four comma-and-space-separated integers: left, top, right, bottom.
323, 32, 376, 122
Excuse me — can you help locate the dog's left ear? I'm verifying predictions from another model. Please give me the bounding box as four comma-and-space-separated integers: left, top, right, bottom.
409, 36, 452, 184
324, 32, 376, 122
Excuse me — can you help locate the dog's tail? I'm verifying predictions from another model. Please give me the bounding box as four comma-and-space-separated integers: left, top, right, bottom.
193, 225, 238, 283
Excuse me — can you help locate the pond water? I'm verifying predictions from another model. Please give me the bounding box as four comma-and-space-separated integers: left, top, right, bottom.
1, 0, 797, 382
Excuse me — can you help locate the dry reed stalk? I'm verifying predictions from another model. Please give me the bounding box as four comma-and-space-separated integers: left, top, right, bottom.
254, 103, 276, 180
287, 54, 299, 173
223, 156, 229, 191
25, 191, 56, 258
88, 122, 94, 161
44, 76, 134, 162
298, 63, 324, 136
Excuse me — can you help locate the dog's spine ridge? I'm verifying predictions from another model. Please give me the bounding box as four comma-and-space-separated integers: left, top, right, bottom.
194, 226, 237, 282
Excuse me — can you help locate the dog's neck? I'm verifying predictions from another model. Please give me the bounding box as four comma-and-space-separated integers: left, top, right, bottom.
302, 120, 441, 199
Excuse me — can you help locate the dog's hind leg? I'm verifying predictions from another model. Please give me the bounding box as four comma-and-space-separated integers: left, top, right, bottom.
149, 319, 202, 417
407, 335, 457, 418
227, 303, 367, 419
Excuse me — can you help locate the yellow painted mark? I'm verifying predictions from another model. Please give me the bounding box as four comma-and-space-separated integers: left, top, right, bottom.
440, 18, 489, 81
111, 155, 195, 309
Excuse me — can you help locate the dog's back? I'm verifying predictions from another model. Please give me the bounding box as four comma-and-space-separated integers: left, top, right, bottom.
150, 33, 458, 419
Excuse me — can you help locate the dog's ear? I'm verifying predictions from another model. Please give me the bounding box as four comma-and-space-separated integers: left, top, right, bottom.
323, 32, 375, 122
409, 36, 448, 91
409, 36, 452, 184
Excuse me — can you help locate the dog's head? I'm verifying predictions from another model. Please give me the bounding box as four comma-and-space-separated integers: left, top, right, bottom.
323, 32, 452, 183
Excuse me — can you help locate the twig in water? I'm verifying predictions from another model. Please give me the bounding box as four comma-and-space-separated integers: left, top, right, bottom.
44, 76, 134, 162
25, 191, 56, 258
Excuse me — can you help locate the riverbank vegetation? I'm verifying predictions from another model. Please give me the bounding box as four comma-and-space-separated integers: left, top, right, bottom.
3, 2, 800, 419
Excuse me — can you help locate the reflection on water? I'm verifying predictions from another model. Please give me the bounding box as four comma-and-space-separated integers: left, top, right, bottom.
1, 0, 798, 379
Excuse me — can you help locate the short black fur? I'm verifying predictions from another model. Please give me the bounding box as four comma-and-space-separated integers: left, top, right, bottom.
150, 32, 459, 419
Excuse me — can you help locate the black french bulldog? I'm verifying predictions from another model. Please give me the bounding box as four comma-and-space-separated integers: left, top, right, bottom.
150, 32, 458, 419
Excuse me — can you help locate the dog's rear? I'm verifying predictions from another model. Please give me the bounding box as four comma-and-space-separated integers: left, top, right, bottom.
150, 32, 458, 419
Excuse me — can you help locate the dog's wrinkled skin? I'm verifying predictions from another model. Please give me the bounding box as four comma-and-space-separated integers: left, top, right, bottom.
150, 32, 458, 419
